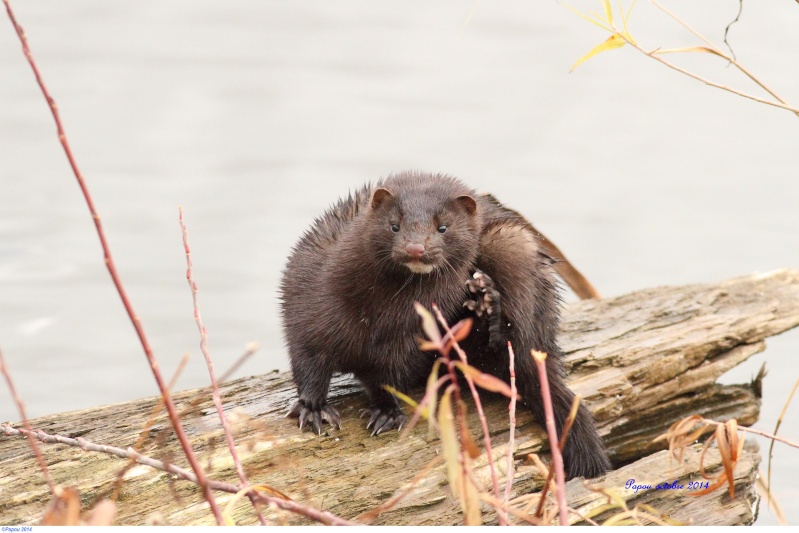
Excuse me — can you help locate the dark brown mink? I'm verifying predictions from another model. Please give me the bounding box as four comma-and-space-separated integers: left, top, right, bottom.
280, 171, 611, 479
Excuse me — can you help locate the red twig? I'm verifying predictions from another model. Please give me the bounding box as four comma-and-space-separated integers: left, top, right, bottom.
2, 1, 223, 523
179, 207, 266, 525
0, 348, 54, 491
531, 350, 568, 526
1, 424, 358, 526
110, 353, 190, 502
503, 342, 517, 506
431, 304, 506, 524
534, 394, 581, 520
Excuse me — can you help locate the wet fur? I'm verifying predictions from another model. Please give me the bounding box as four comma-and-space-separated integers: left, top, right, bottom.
280, 171, 611, 479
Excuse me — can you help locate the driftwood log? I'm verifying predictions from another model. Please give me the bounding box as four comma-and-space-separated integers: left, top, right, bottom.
2, 269, 798, 525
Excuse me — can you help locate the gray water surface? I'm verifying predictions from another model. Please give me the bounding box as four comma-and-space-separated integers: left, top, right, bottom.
1, 1, 798, 523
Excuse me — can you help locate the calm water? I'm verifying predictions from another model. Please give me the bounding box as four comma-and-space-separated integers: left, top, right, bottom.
1, 1, 797, 524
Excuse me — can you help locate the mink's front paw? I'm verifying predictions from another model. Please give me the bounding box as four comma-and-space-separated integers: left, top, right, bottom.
464, 270, 500, 318
287, 399, 341, 435
360, 405, 407, 436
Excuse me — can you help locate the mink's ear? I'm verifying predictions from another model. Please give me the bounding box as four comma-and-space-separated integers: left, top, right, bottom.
455, 195, 477, 216
371, 187, 394, 210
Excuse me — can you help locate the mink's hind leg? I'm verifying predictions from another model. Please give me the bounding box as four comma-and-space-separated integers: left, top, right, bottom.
356, 375, 407, 436
287, 348, 341, 435
472, 226, 611, 479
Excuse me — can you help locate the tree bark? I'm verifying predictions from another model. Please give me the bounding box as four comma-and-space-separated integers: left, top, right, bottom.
1, 269, 797, 525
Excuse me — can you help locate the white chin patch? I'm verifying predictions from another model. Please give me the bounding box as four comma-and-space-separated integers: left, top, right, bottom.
404, 262, 435, 274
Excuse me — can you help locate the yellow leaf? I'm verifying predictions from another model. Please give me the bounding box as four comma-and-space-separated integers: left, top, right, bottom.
418, 339, 439, 352
438, 387, 482, 525
622, 0, 638, 29
438, 388, 462, 500
384, 385, 425, 416
530, 349, 548, 363
426, 359, 443, 435
602, 0, 613, 24
571, 33, 627, 72
564, 3, 613, 32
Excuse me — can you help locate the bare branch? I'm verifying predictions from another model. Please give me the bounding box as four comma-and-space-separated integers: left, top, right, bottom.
179, 207, 266, 524
0, 349, 53, 491
0, 423, 358, 526
1, 0, 223, 521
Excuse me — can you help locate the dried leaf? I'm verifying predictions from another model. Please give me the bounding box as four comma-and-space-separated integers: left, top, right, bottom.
84, 500, 117, 526
457, 401, 481, 459
417, 339, 440, 352
603, 511, 637, 526
530, 349, 548, 363
654, 414, 711, 464
223, 484, 293, 525
438, 387, 481, 525
691, 420, 745, 498
597, 486, 631, 510
454, 361, 520, 399
40, 486, 81, 525
439, 389, 462, 501
570, 32, 631, 72
449, 318, 473, 343
426, 359, 443, 435
442, 318, 473, 354
414, 302, 441, 347
716, 423, 734, 497
634, 503, 685, 526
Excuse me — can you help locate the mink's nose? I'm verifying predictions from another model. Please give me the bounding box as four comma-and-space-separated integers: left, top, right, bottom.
405, 243, 425, 259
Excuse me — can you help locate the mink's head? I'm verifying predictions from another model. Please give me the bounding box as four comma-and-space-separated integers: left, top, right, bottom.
362, 172, 481, 277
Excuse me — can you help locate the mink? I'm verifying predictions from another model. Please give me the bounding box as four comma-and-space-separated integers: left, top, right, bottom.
280, 171, 611, 479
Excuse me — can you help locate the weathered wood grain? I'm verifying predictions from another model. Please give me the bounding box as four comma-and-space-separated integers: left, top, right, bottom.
1, 269, 797, 525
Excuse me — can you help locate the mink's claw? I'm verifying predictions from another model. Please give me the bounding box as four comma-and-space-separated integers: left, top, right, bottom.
287, 400, 341, 434
362, 406, 406, 436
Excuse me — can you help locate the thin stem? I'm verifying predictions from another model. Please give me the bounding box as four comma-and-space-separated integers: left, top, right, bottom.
430, 315, 477, 524
179, 208, 266, 525
219, 343, 259, 384
650, 0, 792, 110
632, 37, 799, 115
110, 353, 189, 501
503, 342, 517, 506
768, 377, 799, 511
699, 418, 799, 449
0, 349, 54, 491
432, 304, 506, 524
531, 351, 568, 526
355, 455, 444, 523
2, 0, 223, 522
1, 423, 358, 526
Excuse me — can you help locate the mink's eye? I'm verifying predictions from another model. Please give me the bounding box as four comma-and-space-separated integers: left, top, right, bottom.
390, 224, 400, 233
437, 225, 448, 234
